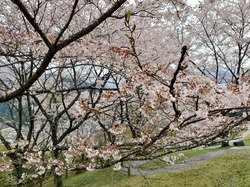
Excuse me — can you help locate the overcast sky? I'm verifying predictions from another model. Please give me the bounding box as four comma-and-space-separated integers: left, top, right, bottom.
187, 0, 199, 6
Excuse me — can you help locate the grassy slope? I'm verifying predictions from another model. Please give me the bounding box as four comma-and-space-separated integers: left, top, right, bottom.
139, 130, 250, 171
139, 147, 229, 170
243, 133, 250, 146
44, 149, 250, 187
45, 168, 132, 187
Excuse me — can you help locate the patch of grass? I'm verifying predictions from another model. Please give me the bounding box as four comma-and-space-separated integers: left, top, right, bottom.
0, 145, 6, 152
243, 133, 250, 146
51, 149, 250, 187
139, 158, 167, 170
229, 128, 247, 140
44, 167, 132, 187
139, 146, 230, 170
146, 149, 250, 187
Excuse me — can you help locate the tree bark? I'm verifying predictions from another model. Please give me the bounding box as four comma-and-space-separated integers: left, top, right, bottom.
54, 173, 63, 187
53, 149, 63, 187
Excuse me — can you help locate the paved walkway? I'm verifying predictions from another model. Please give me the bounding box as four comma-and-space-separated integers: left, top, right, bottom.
122, 125, 250, 175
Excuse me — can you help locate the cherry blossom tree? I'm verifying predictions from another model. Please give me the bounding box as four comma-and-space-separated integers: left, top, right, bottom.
187, 0, 250, 144
190, 0, 250, 84
0, 0, 127, 102
0, 0, 249, 187
0, 57, 116, 186
0, 0, 127, 186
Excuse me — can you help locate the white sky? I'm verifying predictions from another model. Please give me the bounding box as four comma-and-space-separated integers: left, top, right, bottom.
187, 0, 200, 6
129, 0, 200, 7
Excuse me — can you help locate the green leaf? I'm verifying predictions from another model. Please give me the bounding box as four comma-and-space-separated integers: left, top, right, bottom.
132, 24, 136, 32
244, 68, 250, 74
125, 10, 131, 23
130, 37, 135, 44
125, 34, 131, 39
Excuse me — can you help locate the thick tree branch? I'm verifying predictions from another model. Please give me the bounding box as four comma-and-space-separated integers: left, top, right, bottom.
11, 0, 52, 49
0, 0, 126, 103
57, 0, 126, 50
0, 50, 55, 102
169, 45, 188, 118
54, 0, 79, 45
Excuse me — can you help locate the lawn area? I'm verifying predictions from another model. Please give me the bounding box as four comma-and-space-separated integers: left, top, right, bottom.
138, 129, 250, 171
44, 168, 131, 187
44, 149, 250, 187
138, 147, 230, 170
243, 133, 250, 146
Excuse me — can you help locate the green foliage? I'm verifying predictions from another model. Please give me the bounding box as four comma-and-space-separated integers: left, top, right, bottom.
0, 145, 7, 152
124, 10, 136, 48
125, 10, 131, 23
243, 134, 250, 146
44, 167, 131, 187
0, 173, 13, 187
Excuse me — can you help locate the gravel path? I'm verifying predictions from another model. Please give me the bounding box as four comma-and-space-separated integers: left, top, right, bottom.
122, 125, 250, 176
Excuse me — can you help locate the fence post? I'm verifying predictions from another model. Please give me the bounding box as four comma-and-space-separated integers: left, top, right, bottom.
127, 166, 131, 176
65, 169, 68, 179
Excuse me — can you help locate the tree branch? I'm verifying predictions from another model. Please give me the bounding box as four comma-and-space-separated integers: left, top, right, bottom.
11, 0, 52, 49
57, 0, 126, 50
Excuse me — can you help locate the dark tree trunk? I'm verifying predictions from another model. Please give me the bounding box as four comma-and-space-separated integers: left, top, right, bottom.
14, 162, 23, 187
53, 149, 64, 187
54, 173, 63, 187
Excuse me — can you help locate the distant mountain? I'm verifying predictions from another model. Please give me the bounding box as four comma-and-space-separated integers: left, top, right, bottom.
0, 102, 28, 126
